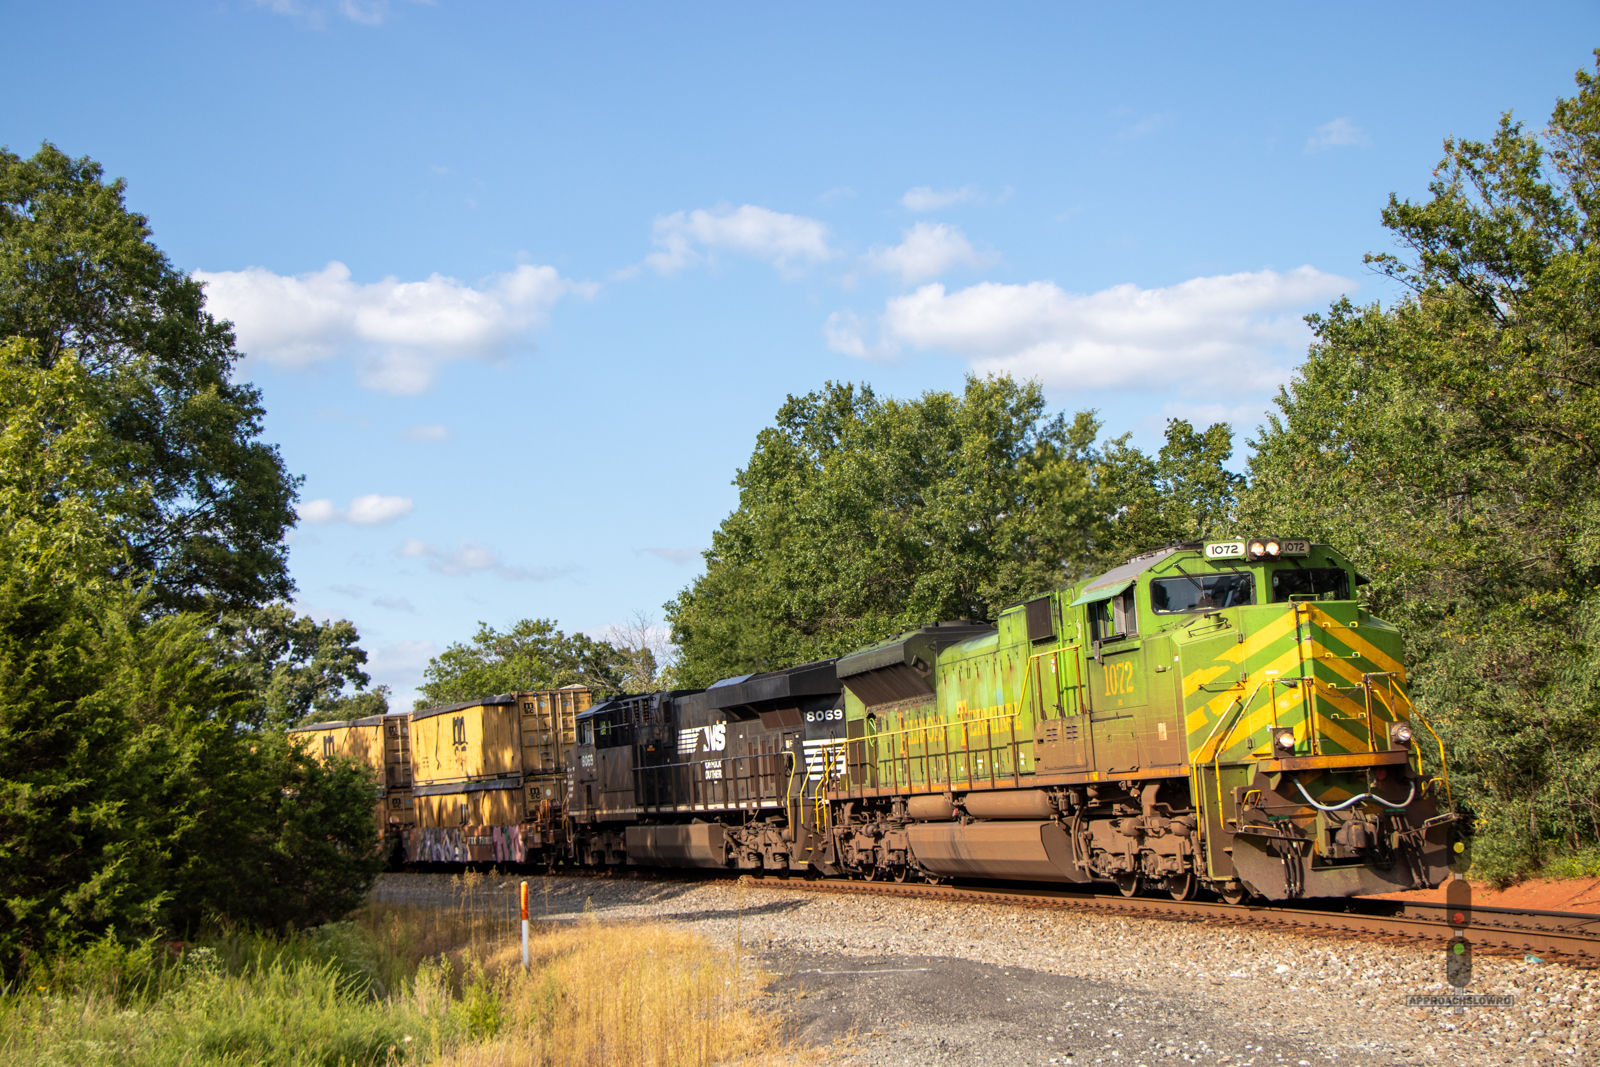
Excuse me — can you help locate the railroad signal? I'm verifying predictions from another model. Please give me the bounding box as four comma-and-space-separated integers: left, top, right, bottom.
1446, 936, 1474, 989
1449, 835, 1471, 874
1445, 872, 1473, 989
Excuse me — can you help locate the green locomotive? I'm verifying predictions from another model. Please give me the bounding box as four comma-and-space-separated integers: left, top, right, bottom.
823, 538, 1456, 901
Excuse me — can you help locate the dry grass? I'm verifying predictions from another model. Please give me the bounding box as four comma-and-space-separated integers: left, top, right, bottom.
437, 920, 778, 1067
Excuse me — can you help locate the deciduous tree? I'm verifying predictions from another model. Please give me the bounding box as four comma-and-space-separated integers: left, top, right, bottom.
666, 376, 1228, 687
415, 619, 624, 708
0, 144, 300, 613
1245, 53, 1600, 878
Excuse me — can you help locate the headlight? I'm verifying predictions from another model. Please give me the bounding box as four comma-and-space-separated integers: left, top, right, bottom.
1390, 722, 1414, 745
1247, 538, 1284, 560
1273, 729, 1296, 752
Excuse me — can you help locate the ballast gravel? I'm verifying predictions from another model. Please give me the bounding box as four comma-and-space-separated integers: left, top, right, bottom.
371, 872, 1596, 1066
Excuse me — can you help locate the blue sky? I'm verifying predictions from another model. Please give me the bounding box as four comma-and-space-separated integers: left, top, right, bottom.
3, 2, 1595, 706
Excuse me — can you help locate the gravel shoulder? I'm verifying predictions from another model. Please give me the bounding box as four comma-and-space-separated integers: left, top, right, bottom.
372, 872, 1597, 1066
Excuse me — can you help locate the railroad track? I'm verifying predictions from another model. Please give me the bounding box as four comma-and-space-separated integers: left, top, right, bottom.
381, 865, 1600, 965
743, 875, 1600, 965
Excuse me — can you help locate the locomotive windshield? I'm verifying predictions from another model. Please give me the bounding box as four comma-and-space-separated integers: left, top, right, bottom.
1271, 567, 1350, 602
1150, 572, 1255, 614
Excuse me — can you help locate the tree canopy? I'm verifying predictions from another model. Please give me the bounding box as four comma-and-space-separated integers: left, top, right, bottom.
1244, 52, 1600, 877
415, 619, 630, 708
0, 148, 380, 967
666, 375, 1241, 687
0, 144, 299, 613
214, 604, 381, 729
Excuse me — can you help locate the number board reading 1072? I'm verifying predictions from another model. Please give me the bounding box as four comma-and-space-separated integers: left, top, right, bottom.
1204, 539, 1311, 560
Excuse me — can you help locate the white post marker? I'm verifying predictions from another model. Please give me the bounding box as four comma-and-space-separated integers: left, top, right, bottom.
520, 880, 530, 971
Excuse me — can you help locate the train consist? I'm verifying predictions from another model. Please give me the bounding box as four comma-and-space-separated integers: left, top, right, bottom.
310, 539, 1457, 902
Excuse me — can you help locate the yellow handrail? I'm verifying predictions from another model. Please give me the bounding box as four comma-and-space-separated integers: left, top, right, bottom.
1199, 680, 1271, 835
817, 707, 1022, 793
1366, 674, 1451, 806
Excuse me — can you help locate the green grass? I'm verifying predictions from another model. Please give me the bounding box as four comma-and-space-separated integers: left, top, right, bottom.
0, 875, 785, 1067
1, 922, 453, 1066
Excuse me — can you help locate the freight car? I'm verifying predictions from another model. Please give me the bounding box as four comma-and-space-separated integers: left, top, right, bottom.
405, 687, 591, 864
288, 711, 414, 840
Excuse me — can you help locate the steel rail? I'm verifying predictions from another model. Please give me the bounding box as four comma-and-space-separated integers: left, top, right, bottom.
744, 876, 1600, 965
380, 865, 1600, 964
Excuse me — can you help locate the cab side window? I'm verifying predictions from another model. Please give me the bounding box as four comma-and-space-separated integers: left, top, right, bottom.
1090, 588, 1138, 642
1271, 567, 1350, 603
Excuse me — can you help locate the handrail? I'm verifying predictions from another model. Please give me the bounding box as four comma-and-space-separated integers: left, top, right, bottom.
1209, 680, 1271, 820
823, 707, 1023, 793
635, 750, 789, 811
1364, 673, 1451, 806
856, 709, 1020, 744
783, 749, 798, 831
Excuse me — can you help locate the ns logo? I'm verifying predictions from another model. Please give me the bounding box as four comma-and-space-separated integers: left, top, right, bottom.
677, 723, 727, 756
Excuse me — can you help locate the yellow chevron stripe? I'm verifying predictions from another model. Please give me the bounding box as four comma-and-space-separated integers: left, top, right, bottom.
1312, 710, 1367, 755
1181, 611, 1300, 694
1185, 641, 1305, 736
1308, 678, 1374, 725
1183, 663, 1235, 695
1269, 684, 1363, 755
1189, 657, 1375, 761
1308, 606, 1405, 678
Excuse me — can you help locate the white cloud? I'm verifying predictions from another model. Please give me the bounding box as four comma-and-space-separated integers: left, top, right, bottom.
638, 547, 702, 564
329, 583, 417, 612
366, 639, 439, 712
196, 261, 594, 395
402, 424, 450, 442
862, 222, 995, 284
254, 0, 423, 26
825, 267, 1352, 388
901, 186, 979, 212
823, 309, 876, 360
1306, 118, 1370, 153
642, 204, 833, 275
298, 494, 414, 526
398, 538, 570, 581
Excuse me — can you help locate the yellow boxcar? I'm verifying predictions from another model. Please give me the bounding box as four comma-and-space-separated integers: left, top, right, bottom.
406, 687, 592, 864
288, 715, 389, 835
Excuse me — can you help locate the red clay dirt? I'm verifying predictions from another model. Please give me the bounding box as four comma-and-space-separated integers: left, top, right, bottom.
1362, 876, 1600, 914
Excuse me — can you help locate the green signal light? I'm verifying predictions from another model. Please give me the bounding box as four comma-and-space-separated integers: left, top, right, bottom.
1454, 943, 1466, 955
